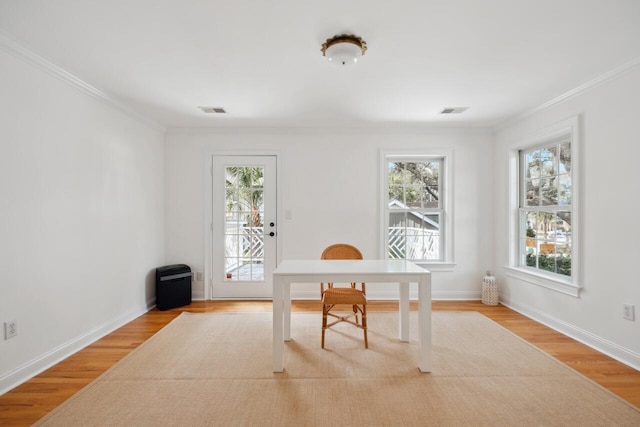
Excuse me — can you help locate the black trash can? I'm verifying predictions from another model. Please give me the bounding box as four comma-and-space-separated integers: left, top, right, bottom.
156, 264, 192, 310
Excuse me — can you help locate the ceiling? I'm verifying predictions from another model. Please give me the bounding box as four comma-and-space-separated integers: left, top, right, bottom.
1, 1, 639, 129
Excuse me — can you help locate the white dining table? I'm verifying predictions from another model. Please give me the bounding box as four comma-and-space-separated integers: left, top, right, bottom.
272, 259, 432, 373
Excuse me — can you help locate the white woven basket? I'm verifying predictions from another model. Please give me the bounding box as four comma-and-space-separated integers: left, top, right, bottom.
481, 272, 498, 306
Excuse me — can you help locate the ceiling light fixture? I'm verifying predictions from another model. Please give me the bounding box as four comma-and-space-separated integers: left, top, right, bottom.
321, 34, 367, 66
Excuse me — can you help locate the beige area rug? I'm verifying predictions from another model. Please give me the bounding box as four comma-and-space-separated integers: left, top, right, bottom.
35, 311, 640, 426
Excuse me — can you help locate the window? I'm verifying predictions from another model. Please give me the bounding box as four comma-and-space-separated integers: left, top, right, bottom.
507, 117, 580, 296
519, 140, 572, 277
382, 153, 452, 266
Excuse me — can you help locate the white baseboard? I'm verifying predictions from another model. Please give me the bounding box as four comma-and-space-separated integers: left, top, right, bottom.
0, 302, 152, 395
433, 290, 482, 300
500, 296, 640, 371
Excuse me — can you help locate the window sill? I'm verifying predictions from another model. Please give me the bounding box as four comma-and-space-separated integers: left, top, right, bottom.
414, 262, 456, 272
504, 266, 581, 297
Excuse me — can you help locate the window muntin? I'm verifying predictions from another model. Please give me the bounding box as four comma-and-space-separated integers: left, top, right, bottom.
385, 159, 443, 262
519, 139, 572, 277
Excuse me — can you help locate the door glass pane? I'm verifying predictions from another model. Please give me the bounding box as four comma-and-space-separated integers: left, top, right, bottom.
224, 166, 265, 281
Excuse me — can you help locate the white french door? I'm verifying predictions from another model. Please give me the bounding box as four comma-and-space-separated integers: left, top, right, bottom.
210, 155, 277, 298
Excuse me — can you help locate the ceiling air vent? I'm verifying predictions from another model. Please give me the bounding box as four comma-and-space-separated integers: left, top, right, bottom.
199, 106, 227, 114
440, 107, 469, 114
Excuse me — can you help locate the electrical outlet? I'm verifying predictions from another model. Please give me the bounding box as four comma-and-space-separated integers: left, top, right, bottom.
623, 304, 635, 321
4, 320, 17, 340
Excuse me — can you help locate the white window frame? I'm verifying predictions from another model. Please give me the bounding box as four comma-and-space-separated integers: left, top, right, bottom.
505, 117, 581, 297
380, 150, 454, 271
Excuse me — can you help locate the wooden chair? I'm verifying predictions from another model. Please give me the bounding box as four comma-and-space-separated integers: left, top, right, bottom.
320, 243, 368, 349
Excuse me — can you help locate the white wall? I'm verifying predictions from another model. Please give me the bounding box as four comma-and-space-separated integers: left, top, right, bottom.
165, 127, 494, 300
493, 66, 640, 368
0, 48, 166, 392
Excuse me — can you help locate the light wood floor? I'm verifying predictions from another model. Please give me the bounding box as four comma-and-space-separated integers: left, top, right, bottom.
1, 301, 638, 425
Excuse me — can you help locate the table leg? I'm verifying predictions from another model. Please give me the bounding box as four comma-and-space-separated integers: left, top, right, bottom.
272, 278, 284, 372
417, 274, 432, 372
284, 282, 291, 341
399, 281, 410, 342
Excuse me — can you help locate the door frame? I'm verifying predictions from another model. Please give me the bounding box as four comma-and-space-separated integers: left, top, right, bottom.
204, 151, 282, 300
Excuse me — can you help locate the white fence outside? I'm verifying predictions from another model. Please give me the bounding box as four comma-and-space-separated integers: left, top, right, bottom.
388, 227, 439, 260
225, 224, 264, 279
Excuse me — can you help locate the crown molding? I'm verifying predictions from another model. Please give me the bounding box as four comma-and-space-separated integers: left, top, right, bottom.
496, 55, 640, 132
0, 29, 165, 132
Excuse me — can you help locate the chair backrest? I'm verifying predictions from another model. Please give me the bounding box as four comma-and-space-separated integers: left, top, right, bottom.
320, 244, 364, 293
321, 243, 363, 260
